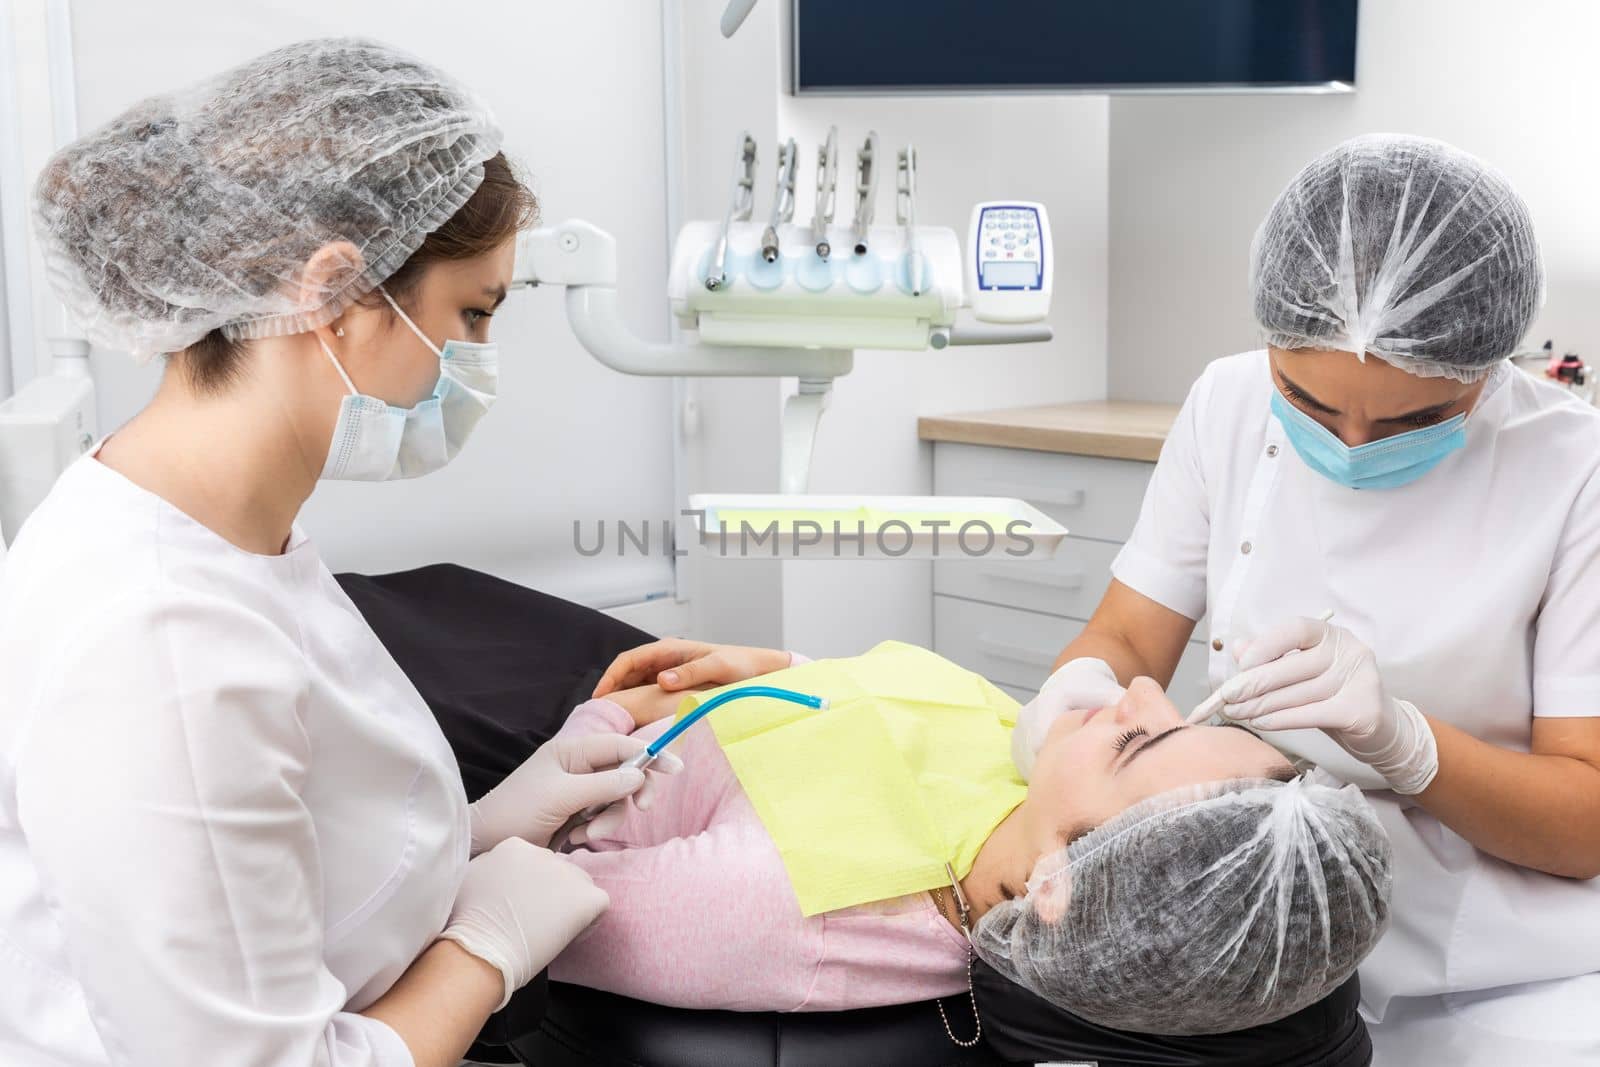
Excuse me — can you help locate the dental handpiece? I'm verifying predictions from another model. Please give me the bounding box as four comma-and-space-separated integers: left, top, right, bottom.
761, 138, 798, 264
547, 685, 828, 852
811, 125, 839, 258
851, 131, 880, 256
896, 145, 921, 296
1186, 609, 1335, 725
707, 131, 757, 291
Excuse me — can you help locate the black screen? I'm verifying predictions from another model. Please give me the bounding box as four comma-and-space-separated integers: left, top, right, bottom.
794, 0, 1358, 93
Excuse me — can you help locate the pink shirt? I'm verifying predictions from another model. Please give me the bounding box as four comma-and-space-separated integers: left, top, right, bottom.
547, 690, 971, 1011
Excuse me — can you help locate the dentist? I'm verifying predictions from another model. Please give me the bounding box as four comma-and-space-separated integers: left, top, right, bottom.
1013, 135, 1600, 1064
0, 39, 673, 1067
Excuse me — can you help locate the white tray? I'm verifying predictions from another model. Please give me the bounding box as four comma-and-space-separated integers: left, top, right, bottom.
687, 494, 1067, 560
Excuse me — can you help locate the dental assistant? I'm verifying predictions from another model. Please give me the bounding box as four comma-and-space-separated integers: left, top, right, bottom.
0, 40, 674, 1067
1014, 135, 1600, 1065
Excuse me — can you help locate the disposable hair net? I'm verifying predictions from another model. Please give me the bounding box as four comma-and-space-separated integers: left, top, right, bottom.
971, 775, 1391, 1036
1249, 134, 1543, 383
32, 37, 502, 360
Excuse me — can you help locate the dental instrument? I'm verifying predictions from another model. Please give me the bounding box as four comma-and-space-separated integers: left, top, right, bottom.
1186, 609, 1335, 724
761, 138, 797, 264
547, 684, 827, 852
896, 145, 922, 297
850, 130, 880, 256
706, 130, 757, 291
811, 125, 838, 258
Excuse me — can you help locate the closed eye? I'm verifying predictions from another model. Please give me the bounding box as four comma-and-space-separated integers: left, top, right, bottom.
1112, 726, 1149, 753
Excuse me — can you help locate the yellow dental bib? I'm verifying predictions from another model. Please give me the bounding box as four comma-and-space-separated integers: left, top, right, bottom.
674, 640, 1027, 916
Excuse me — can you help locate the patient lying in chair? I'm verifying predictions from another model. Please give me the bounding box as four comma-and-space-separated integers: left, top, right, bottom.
548, 642, 1390, 1036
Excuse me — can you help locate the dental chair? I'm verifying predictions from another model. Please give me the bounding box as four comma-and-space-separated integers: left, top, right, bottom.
338, 563, 1373, 1067
502, 967, 1367, 1067
515, 981, 1000, 1066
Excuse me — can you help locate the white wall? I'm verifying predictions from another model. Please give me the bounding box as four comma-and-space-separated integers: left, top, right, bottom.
62, 0, 679, 606
1106, 0, 1600, 404
673, 0, 788, 647
2, 1, 69, 396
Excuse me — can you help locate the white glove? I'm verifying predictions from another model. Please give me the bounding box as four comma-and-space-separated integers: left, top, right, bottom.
1011, 658, 1127, 781
1219, 617, 1438, 795
438, 838, 609, 1010
469, 732, 684, 853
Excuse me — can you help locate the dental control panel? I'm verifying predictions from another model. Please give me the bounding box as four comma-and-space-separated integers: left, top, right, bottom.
966, 201, 1052, 323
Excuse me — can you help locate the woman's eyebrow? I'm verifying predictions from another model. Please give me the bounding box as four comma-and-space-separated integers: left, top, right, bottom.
1281, 368, 1461, 423
1114, 725, 1187, 772
1276, 370, 1339, 414
1374, 398, 1458, 424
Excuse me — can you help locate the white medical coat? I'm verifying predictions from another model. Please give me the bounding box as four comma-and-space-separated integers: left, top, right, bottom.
1112, 350, 1600, 1061
0, 456, 470, 1066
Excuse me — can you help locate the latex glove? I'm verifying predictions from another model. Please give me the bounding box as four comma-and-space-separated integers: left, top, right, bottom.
438, 837, 608, 1010
1011, 658, 1127, 781
469, 732, 683, 854
1219, 617, 1438, 795
592, 639, 792, 697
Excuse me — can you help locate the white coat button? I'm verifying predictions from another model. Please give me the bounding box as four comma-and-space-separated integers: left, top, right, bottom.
1212, 637, 1224, 651
1241, 541, 1253, 554
1266, 444, 1279, 457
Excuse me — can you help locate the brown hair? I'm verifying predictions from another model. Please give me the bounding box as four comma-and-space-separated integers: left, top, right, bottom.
179, 151, 537, 392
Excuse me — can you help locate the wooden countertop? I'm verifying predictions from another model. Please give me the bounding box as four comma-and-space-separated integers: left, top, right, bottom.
918, 401, 1180, 462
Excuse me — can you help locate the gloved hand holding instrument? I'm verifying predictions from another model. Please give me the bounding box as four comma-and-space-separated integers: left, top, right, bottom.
469, 731, 685, 854
1196, 613, 1439, 795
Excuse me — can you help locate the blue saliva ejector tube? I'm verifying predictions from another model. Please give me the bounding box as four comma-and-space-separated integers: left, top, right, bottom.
548, 685, 826, 851
645, 685, 825, 756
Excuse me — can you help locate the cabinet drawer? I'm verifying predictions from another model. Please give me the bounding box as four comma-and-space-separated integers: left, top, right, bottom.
935, 596, 1079, 689
932, 442, 1154, 543
935, 595, 1213, 702
934, 535, 1119, 620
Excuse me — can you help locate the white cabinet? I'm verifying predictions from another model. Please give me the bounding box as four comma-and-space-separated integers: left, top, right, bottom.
930, 442, 1210, 704
934, 535, 1120, 620
932, 441, 1151, 541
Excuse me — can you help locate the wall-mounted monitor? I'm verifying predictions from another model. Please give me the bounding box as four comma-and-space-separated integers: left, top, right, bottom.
793, 0, 1358, 95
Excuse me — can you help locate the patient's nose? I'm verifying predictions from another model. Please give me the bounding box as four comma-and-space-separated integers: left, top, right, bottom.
1120, 676, 1180, 724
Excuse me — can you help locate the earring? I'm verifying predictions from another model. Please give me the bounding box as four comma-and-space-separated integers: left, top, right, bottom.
335, 327, 345, 337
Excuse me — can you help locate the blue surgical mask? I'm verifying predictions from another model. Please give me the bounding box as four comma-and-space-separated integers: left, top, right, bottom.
318, 287, 498, 481
1270, 389, 1466, 490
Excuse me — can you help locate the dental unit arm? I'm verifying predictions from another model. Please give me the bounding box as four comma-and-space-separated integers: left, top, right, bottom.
512, 130, 1055, 494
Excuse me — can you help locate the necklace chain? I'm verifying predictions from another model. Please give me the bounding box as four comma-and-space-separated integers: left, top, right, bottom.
931, 886, 982, 1048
